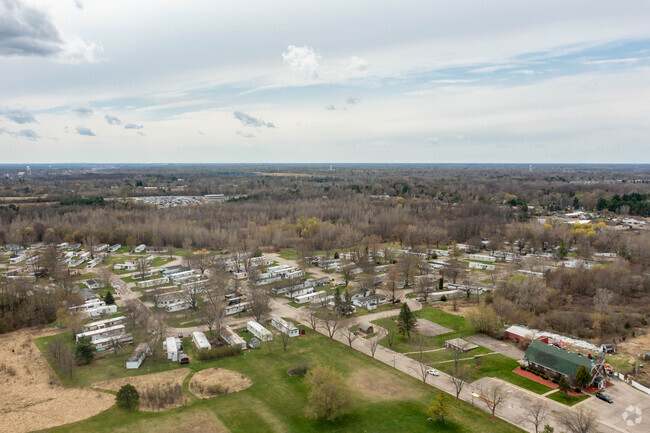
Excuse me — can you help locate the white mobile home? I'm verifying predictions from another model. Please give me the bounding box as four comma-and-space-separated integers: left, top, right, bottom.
284, 286, 314, 299
270, 315, 299, 337
114, 262, 138, 271
108, 244, 121, 253
192, 331, 212, 350
225, 302, 248, 315
220, 326, 247, 350
247, 320, 273, 341
82, 316, 126, 332
469, 262, 495, 271
75, 324, 126, 343
126, 343, 150, 369
294, 290, 327, 304
85, 304, 118, 319
165, 300, 190, 312
469, 254, 496, 262
134, 244, 146, 253
136, 276, 170, 289
165, 336, 179, 361
9, 254, 27, 264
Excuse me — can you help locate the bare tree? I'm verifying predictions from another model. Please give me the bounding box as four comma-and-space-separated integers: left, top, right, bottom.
385, 319, 397, 348
414, 274, 432, 302
48, 338, 74, 379
339, 320, 358, 349
479, 382, 508, 418
557, 407, 598, 433
136, 255, 150, 281
449, 364, 472, 401
145, 310, 168, 360
248, 286, 271, 323
522, 402, 549, 433
417, 334, 427, 360
185, 289, 200, 310
280, 330, 290, 352
369, 329, 386, 359
412, 361, 430, 385
593, 288, 614, 314
340, 261, 354, 286
320, 310, 343, 339
123, 299, 146, 329
199, 285, 225, 335
302, 306, 320, 332
382, 266, 401, 302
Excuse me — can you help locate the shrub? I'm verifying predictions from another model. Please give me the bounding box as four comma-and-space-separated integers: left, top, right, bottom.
288, 361, 310, 377
440, 295, 447, 302
116, 384, 140, 410
192, 382, 229, 397
197, 345, 242, 361
141, 382, 187, 410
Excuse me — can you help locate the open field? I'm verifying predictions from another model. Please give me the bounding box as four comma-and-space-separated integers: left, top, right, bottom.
93, 368, 191, 411
0, 328, 114, 433
435, 353, 552, 394
37, 327, 523, 433
189, 368, 252, 399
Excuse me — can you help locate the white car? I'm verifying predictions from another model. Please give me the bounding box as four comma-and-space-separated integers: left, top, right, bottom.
427, 368, 439, 376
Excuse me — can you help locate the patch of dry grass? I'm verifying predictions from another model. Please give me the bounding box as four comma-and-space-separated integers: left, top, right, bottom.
0, 328, 114, 433
189, 367, 252, 399
93, 368, 190, 411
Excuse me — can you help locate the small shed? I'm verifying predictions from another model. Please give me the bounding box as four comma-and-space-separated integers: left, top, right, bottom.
358, 323, 374, 334
249, 337, 261, 349
444, 338, 478, 353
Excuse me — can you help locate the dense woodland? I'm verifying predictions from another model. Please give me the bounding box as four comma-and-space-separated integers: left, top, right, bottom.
1, 164, 649, 342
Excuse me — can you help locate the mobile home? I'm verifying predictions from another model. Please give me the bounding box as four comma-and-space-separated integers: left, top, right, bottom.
192, 331, 212, 350
247, 320, 273, 341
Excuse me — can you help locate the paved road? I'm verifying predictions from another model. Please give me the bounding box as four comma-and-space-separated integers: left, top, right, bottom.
466, 334, 525, 360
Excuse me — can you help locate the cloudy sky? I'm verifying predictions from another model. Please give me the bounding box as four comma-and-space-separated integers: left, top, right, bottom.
1, 0, 649, 163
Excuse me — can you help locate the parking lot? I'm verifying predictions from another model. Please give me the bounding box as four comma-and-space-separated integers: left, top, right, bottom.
580, 381, 650, 432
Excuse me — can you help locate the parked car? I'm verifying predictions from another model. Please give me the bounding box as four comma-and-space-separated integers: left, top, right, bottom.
596, 393, 613, 403
427, 368, 439, 376
392, 299, 401, 304
178, 332, 183, 338
415, 297, 425, 302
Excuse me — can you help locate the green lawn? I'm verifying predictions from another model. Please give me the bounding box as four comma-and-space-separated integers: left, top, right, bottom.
373, 307, 474, 353
278, 250, 300, 260
151, 257, 174, 267
353, 303, 400, 317
435, 354, 552, 394
43, 328, 524, 433
407, 346, 493, 364
546, 391, 590, 406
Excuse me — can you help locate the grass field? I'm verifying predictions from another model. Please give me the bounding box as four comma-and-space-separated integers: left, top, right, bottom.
407, 346, 493, 364
373, 307, 474, 353
546, 390, 590, 406
435, 354, 551, 394
41, 329, 524, 433
278, 250, 300, 260
151, 257, 174, 267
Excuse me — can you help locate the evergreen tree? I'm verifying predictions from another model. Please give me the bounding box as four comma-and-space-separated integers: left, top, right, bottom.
116, 384, 140, 410
438, 277, 443, 291
104, 291, 115, 305
575, 365, 592, 389
75, 336, 95, 365
557, 376, 570, 395
397, 303, 417, 339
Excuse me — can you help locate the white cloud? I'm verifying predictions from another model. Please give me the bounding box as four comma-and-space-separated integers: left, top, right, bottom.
509, 69, 535, 75
282, 45, 321, 80
583, 57, 639, 65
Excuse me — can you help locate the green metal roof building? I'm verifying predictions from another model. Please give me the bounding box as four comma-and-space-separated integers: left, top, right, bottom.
523, 340, 605, 387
